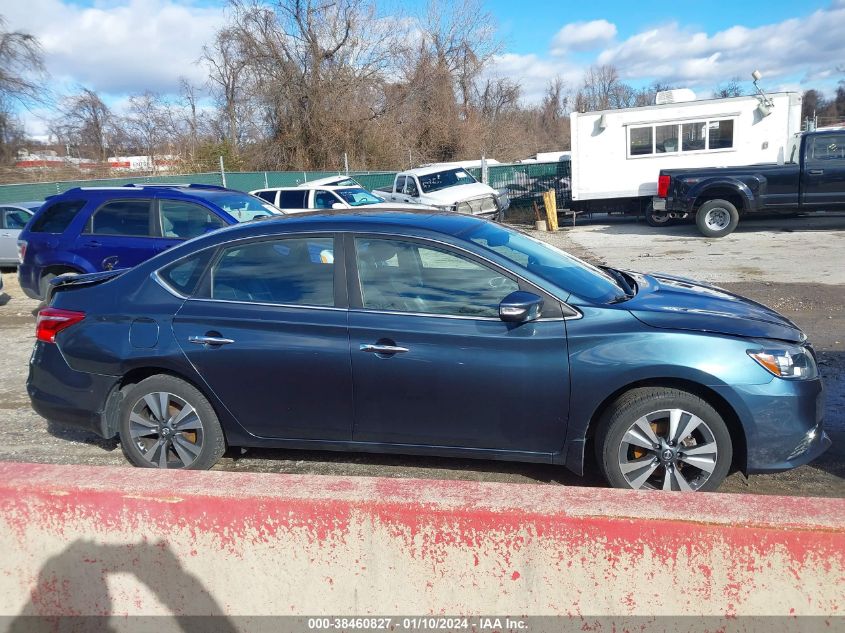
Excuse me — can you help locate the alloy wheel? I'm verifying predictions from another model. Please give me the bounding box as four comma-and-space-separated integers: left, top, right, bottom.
617, 408, 718, 491
129, 392, 204, 468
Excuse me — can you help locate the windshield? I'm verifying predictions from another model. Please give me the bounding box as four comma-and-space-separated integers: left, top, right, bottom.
462, 223, 626, 303
418, 168, 476, 194
334, 187, 384, 207
189, 191, 281, 222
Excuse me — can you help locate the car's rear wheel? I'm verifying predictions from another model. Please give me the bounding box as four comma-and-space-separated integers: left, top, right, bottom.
595, 387, 732, 492
695, 199, 739, 238
118, 375, 225, 470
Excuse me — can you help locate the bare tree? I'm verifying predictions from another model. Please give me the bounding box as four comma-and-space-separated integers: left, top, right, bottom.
0, 16, 47, 106
51, 88, 118, 161
713, 77, 744, 98
201, 26, 252, 152
125, 91, 175, 163
0, 16, 48, 164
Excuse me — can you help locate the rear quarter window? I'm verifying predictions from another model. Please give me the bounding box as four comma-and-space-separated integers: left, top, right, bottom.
28, 200, 86, 233
158, 250, 214, 296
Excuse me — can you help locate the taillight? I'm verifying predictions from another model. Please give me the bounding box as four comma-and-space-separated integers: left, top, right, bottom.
35, 308, 85, 344
17, 240, 27, 264
657, 175, 671, 198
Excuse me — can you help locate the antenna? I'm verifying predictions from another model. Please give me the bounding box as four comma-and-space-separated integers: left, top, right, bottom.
751, 70, 774, 117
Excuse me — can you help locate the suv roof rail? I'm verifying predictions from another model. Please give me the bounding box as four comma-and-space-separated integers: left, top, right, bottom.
121, 183, 229, 190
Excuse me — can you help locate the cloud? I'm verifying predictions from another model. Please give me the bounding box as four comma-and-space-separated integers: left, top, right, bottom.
595, 4, 845, 89
2, 0, 226, 96
487, 53, 582, 104
551, 19, 617, 55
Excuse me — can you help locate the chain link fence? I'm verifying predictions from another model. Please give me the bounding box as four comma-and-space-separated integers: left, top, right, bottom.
0, 163, 570, 217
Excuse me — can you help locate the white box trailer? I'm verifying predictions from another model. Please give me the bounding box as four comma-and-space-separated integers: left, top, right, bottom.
569, 91, 803, 215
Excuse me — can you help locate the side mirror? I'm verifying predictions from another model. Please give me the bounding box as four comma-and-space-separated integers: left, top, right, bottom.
499, 291, 543, 323
331, 202, 346, 210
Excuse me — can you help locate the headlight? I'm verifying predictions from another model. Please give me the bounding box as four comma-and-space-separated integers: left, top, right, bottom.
747, 345, 818, 380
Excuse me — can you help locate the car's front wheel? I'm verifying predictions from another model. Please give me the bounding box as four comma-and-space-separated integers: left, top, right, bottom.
595, 387, 733, 492
118, 375, 225, 470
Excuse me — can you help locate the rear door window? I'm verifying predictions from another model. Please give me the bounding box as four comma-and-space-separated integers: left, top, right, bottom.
159, 200, 227, 239
28, 200, 86, 233
255, 190, 277, 204
278, 190, 308, 209
90, 200, 153, 236
203, 237, 335, 306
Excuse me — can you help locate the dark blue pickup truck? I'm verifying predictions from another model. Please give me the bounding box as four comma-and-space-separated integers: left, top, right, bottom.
652, 129, 845, 237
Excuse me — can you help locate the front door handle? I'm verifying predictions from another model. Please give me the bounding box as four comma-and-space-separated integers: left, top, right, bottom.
360, 343, 409, 354
808, 169, 824, 175
189, 335, 235, 346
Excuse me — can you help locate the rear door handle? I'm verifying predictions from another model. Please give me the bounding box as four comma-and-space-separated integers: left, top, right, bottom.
360, 343, 409, 354
189, 335, 235, 346
807, 169, 824, 175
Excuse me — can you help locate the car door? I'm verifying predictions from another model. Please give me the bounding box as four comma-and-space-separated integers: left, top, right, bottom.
0, 207, 31, 263
172, 233, 353, 440
802, 133, 845, 209
347, 234, 571, 453
77, 198, 159, 271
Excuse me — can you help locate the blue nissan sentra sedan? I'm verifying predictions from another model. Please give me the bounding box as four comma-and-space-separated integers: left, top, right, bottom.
27, 211, 829, 491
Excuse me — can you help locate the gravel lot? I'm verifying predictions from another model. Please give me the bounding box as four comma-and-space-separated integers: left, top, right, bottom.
0, 213, 843, 496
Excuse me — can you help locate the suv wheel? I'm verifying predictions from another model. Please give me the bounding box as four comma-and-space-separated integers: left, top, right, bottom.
118, 375, 226, 470
595, 387, 733, 492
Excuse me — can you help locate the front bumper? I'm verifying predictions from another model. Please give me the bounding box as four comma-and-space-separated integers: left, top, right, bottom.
713, 376, 830, 474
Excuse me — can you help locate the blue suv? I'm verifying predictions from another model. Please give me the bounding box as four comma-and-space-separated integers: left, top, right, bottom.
18, 184, 280, 300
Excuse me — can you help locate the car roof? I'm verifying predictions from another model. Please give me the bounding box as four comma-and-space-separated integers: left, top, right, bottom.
54, 184, 235, 199
197, 209, 487, 242
252, 184, 366, 193
2, 201, 42, 211
401, 164, 472, 177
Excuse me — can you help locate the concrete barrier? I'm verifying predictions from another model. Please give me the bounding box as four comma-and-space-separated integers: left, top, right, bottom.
0, 462, 842, 629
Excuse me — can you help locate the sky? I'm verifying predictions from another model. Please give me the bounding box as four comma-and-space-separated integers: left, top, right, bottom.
2, 0, 844, 140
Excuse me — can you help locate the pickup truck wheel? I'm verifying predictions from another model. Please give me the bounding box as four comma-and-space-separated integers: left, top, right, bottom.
695, 200, 739, 238
645, 202, 672, 227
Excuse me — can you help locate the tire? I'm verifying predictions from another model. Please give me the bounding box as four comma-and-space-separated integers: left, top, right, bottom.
40, 270, 78, 305
644, 202, 672, 227
595, 387, 733, 492
39, 273, 56, 304
118, 375, 226, 470
695, 199, 739, 238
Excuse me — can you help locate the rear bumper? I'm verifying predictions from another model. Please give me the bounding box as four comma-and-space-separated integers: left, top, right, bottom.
18, 264, 41, 299
27, 342, 118, 437
651, 197, 666, 211
713, 377, 830, 474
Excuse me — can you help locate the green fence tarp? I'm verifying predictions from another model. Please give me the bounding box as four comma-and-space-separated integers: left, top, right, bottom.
0, 164, 568, 206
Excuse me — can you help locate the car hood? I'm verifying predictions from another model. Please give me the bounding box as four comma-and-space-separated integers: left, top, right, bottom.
421, 182, 496, 204
623, 272, 805, 343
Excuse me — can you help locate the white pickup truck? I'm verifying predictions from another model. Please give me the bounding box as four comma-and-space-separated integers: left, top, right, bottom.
374, 165, 509, 218
250, 183, 432, 214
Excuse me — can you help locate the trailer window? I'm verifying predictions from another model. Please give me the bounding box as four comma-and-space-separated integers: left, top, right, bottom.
682, 122, 706, 151
629, 127, 653, 156
656, 125, 679, 153
708, 120, 734, 149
